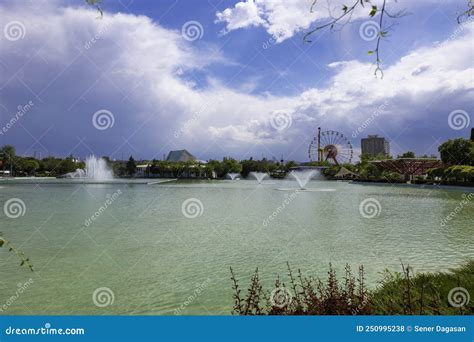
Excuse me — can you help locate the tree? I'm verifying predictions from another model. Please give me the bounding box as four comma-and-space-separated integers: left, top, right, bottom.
438, 138, 474, 166
17, 159, 39, 176
126, 156, 137, 176
222, 157, 242, 174
397, 151, 415, 159
0, 145, 16, 171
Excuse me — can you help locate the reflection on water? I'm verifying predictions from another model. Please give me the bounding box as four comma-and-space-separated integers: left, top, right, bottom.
0, 179, 472, 315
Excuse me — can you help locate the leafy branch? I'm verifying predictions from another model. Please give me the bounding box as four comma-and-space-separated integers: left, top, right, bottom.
457, 0, 474, 23
0, 233, 34, 271
304, 0, 408, 78
85, 0, 103, 19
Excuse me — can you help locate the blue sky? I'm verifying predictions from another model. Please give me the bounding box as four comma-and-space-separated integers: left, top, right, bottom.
0, 0, 472, 162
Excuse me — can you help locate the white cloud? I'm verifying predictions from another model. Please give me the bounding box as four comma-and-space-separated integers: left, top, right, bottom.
215, 0, 385, 42
215, 0, 444, 43
215, 0, 266, 34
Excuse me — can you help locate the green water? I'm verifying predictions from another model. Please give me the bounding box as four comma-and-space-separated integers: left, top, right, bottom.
0, 179, 473, 315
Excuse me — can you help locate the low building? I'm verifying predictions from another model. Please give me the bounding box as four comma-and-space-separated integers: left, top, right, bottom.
136, 164, 149, 177
361, 135, 390, 157
166, 150, 196, 162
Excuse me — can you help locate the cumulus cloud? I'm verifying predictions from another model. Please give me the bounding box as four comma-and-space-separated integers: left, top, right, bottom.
215, 0, 412, 43
0, 1, 472, 162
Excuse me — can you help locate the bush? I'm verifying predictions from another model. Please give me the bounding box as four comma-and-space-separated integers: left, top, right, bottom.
231, 261, 474, 315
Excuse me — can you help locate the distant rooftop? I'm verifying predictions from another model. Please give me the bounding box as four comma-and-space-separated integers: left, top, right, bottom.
166, 149, 196, 162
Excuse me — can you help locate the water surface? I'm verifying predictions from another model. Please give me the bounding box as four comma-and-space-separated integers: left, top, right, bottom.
0, 179, 472, 315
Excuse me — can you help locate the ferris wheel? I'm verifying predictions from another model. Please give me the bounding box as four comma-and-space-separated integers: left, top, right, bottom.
308, 128, 353, 165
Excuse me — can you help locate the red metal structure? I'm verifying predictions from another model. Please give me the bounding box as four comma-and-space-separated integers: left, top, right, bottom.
371, 158, 443, 180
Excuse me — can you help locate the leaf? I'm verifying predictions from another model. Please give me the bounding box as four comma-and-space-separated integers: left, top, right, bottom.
369, 5, 377, 17
368, 50, 374, 55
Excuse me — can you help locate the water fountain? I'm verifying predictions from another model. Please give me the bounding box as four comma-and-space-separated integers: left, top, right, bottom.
249, 172, 268, 184
66, 156, 114, 181
276, 168, 335, 192
227, 173, 240, 180
290, 170, 317, 190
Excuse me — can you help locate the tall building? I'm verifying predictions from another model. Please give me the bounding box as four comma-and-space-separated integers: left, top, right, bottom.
361, 135, 390, 157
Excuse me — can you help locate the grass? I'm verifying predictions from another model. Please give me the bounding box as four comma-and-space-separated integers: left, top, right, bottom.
230, 261, 473, 315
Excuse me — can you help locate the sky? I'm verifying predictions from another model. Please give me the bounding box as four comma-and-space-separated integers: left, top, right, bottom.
0, 0, 472, 162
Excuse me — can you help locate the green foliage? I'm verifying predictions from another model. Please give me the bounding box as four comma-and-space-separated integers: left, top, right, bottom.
444, 165, 474, 182
126, 156, 137, 176
0, 233, 33, 272
438, 138, 474, 166
397, 151, 416, 159
0, 146, 85, 177
231, 261, 474, 315
373, 261, 474, 315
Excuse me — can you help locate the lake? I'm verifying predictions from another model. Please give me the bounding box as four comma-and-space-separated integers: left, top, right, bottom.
0, 179, 473, 315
